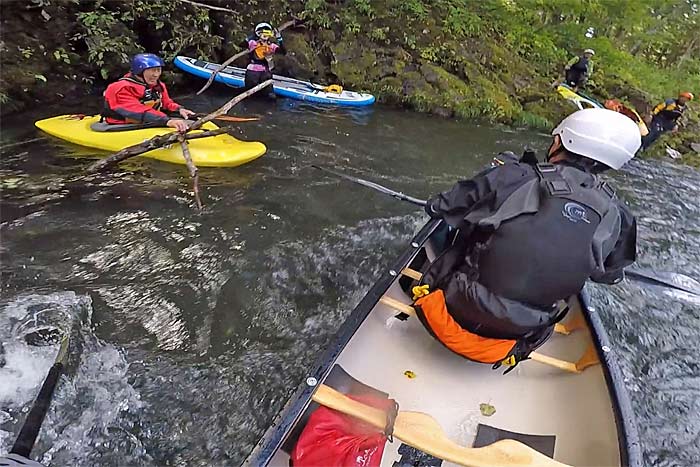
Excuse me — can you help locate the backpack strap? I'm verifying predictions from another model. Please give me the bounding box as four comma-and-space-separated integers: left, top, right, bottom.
535, 163, 572, 196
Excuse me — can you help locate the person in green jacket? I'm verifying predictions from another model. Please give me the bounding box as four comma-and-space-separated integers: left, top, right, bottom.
564, 49, 595, 91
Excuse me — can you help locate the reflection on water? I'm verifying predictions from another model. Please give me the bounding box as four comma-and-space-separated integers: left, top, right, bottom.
1, 97, 698, 466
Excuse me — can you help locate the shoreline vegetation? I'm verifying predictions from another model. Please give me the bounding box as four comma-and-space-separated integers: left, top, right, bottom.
1, 0, 698, 164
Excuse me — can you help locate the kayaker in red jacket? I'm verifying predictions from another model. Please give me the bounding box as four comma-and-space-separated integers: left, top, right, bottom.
102, 53, 194, 132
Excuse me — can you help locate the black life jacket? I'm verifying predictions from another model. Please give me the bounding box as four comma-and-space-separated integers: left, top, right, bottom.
656, 100, 685, 122
421, 160, 620, 340
473, 162, 618, 307
570, 56, 589, 73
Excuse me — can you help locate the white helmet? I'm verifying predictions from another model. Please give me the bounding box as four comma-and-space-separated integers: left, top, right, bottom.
551, 108, 641, 170
584, 48, 595, 55
255, 22, 273, 36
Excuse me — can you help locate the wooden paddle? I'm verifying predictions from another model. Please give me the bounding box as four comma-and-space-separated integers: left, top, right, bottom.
312, 384, 572, 467
196, 18, 298, 96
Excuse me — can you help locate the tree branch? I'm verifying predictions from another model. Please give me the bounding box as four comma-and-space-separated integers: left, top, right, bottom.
179, 0, 236, 13
178, 135, 203, 210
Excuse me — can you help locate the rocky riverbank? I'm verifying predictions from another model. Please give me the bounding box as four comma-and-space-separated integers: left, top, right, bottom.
1, 0, 697, 163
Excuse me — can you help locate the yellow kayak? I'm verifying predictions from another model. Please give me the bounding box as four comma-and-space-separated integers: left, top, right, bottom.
555, 85, 602, 110
35, 115, 266, 167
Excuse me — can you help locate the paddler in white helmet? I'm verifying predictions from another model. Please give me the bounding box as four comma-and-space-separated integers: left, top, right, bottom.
417, 108, 641, 369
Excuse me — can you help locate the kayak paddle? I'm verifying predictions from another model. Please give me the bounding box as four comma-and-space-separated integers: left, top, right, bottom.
193, 114, 260, 123
11, 335, 70, 458
312, 165, 427, 206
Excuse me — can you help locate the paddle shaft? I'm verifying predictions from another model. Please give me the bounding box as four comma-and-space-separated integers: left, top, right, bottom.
192, 114, 260, 123
11, 336, 70, 458
312, 165, 427, 206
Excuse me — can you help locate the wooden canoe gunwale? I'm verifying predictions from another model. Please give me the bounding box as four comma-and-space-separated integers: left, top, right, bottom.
243, 219, 642, 466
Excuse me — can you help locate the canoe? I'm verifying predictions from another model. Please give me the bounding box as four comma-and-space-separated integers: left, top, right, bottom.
35, 115, 266, 168
173, 56, 376, 107
244, 219, 642, 467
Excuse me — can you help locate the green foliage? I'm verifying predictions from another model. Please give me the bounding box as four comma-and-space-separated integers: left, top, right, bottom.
76, 7, 140, 80
73, 0, 222, 79
53, 48, 71, 64
513, 111, 553, 130
353, 0, 375, 20
303, 0, 333, 29
368, 27, 390, 43
397, 0, 428, 20
442, 4, 484, 38
18, 47, 34, 60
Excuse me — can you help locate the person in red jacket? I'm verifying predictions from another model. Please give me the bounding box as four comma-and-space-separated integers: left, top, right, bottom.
102, 53, 194, 132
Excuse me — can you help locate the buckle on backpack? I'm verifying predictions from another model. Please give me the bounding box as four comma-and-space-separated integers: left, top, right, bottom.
536, 163, 572, 196
535, 163, 557, 174
599, 181, 615, 198
546, 180, 572, 196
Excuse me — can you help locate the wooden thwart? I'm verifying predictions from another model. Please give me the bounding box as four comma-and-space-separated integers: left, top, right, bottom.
380, 278, 598, 374
312, 384, 572, 467
530, 344, 600, 374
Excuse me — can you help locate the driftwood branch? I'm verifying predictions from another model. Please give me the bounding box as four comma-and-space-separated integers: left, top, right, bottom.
196, 19, 298, 95
86, 79, 272, 173
179, 0, 236, 13
183, 128, 229, 140
178, 135, 203, 209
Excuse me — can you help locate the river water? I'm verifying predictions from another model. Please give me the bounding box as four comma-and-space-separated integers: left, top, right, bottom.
1, 95, 698, 466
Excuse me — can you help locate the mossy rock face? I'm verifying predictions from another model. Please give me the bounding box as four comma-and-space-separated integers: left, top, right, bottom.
274, 32, 325, 81
330, 37, 379, 88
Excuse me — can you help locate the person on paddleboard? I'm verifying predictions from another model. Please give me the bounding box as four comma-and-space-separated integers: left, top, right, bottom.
417, 108, 640, 369
641, 91, 694, 150
563, 48, 595, 91
242, 22, 286, 97
101, 53, 195, 132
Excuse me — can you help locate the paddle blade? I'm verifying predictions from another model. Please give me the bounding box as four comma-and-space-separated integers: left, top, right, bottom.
312, 384, 572, 467
626, 267, 700, 296
214, 115, 260, 122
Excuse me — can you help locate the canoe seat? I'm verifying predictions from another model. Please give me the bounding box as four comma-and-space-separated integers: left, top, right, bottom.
281, 365, 388, 454
474, 424, 556, 458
